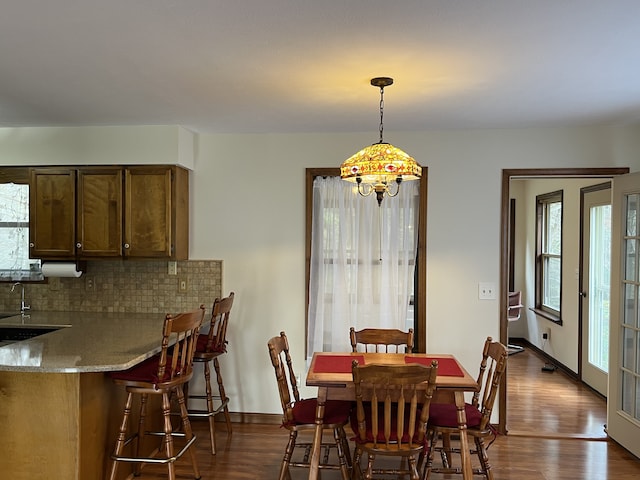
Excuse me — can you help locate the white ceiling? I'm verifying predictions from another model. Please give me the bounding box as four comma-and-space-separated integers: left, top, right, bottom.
2, 1, 640, 134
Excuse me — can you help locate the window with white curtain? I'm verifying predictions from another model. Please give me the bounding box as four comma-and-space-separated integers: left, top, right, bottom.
306, 175, 420, 361
0, 182, 42, 281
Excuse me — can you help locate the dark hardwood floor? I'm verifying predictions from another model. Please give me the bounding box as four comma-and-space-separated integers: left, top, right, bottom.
120, 347, 640, 479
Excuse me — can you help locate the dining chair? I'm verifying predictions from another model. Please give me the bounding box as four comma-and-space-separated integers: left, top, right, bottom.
351, 360, 439, 480
422, 336, 508, 480
350, 326, 414, 353
507, 291, 525, 354
267, 331, 352, 480
186, 291, 235, 454
106, 305, 205, 480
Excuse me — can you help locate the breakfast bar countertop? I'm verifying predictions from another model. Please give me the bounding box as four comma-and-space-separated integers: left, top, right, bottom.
0, 311, 166, 373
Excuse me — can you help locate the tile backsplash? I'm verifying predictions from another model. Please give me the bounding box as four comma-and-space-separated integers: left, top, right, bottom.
0, 260, 222, 315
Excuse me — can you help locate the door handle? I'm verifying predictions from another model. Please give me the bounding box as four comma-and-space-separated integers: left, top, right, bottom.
579, 291, 588, 298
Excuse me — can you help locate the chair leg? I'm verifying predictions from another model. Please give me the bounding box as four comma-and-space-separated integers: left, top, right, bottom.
161, 392, 177, 480
337, 425, 353, 470
364, 453, 376, 480
175, 385, 201, 479
441, 432, 452, 468
134, 393, 149, 475
108, 391, 134, 480
475, 436, 494, 480
332, 427, 351, 480
279, 430, 297, 480
213, 357, 233, 433
422, 429, 437, 480
408, 455, 419, 480
203, 361, 217, 454
352, 445, 363, 480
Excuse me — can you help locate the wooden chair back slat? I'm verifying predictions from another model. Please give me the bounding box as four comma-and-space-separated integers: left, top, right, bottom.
203, 292, 235, 353
267, 331, 300, 424
158, 306, 205, 385
350, 327, 414, 353
352, 361, 438, 450
472, 337, 508, 431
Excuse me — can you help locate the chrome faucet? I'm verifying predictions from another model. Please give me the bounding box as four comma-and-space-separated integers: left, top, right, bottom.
11, 282, 31, 314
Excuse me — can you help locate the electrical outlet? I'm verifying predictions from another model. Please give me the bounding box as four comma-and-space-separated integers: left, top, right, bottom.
478, 282, 496, 300
168, 261, 177, 275
178, 277, 188, 292
542, 327, 551, 341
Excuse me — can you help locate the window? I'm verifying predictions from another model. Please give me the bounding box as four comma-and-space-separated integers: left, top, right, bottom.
535, 190, 563, 322
305, 168, 428, 354
0, 176, 43, 282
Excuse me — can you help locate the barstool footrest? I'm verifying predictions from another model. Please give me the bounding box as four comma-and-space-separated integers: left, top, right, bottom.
111, 432, 197, 465
187, 396, 230, 417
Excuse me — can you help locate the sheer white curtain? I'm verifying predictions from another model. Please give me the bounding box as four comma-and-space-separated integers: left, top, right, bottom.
0, 183, 35, 280
307, 176, 419, 362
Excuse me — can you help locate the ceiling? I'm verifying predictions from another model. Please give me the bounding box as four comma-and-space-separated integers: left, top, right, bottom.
2, 1, 640, 134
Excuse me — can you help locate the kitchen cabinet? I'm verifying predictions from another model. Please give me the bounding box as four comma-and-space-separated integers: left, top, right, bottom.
29, 165, 189, 260
29, 168, 77, 258
124, 166, 189, 259
78, 168, 123, 257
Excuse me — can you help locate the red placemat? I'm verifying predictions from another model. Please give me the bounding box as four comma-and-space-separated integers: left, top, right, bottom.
313, 355, 365, 373
404, 356, 464, 377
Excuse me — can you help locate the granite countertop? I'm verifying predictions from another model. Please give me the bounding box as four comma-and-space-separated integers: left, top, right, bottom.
0, 311, 167, 373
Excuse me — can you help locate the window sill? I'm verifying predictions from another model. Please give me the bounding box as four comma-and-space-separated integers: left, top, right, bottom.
0, 272, 46, 283
529, 307, 562, 326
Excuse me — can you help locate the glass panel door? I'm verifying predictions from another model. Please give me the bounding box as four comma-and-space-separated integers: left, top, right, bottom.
608, 172, 640, 457
581, 186, 610, 396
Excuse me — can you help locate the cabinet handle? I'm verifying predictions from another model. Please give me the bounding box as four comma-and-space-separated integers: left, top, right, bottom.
124, 243, 130, 249
76, 242, 82, 248
29, 242, 35, 248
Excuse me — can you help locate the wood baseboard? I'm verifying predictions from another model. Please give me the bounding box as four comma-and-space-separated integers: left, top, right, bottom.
206, 411, 281, 425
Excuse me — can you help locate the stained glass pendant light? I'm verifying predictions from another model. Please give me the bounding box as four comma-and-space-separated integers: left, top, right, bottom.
340, 77, 421, 206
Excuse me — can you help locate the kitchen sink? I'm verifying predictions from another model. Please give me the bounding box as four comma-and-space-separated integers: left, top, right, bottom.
0, 325, 63, 343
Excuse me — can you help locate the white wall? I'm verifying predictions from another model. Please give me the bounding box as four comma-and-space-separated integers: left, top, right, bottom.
191, 125, 640, 414
0, 125, 195, 168
1, 124, 640, 414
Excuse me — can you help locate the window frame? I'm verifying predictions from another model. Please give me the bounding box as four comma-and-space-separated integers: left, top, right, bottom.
305, 167, 428, 353
534, 189, 563, 324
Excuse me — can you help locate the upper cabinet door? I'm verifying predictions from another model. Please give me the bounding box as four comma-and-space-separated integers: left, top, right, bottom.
29, 168, 76, 258
124, 166, 188, 259
77, 168, 123, 258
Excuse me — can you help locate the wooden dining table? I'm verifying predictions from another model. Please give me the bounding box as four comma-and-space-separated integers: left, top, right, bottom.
305, 351, 479, 480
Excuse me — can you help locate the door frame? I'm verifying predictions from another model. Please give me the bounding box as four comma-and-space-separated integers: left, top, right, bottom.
499, 167, 629, 434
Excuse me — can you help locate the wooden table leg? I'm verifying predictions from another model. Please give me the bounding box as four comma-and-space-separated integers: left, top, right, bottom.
308, 387, 327, 480
454, 390, 473, 480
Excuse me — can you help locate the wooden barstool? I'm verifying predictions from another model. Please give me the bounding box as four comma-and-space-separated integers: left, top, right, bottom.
107, 306, 205, 480
187, 292, 234, 454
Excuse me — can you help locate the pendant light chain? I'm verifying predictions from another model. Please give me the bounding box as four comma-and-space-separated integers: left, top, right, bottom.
378, 85, 385, 144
